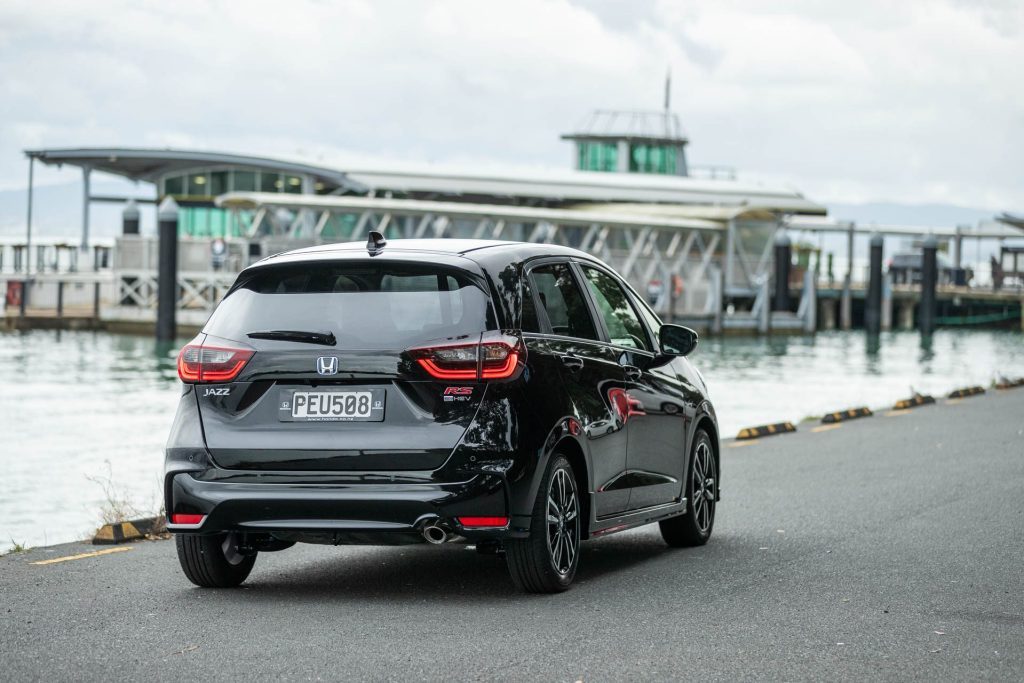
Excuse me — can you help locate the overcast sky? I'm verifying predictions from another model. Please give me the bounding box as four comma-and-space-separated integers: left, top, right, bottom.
1, 0, 1021, 211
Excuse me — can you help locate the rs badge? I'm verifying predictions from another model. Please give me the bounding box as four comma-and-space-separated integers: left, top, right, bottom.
443, 386, 474, 402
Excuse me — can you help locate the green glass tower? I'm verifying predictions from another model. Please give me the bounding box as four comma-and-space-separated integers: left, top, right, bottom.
562, 110, 689, 177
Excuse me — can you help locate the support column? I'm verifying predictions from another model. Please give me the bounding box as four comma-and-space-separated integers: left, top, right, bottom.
865, 234, 883, 335
773, 232, 791, 311
758, 279, 770, 334
616, 140, 629, 173
25, 156, 34, 276
953, 225, 964, 270
156, 197, 179, 342
898, 300, 914, 330
711, 265, 724, 335
820, 299, 837, 330
724, 219, 735, 295
81, 165, 92, 251
920, 235, 938, 336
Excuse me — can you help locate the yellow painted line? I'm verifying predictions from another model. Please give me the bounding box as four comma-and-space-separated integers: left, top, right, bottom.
728, 439, 760, 448
812, 424, 842, 433
30, 546, 133, 565
884, 409, 911, 417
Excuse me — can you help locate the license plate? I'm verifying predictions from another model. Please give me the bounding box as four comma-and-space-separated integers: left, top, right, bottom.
278, 388, 385, 422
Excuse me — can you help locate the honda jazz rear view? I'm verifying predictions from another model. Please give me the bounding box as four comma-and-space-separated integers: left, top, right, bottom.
166, 235, 719, 593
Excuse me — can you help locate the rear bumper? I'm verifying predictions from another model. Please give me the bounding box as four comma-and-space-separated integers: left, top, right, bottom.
166, 468, 524, 543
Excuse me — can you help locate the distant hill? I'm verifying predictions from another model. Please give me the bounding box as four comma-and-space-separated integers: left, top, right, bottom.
826, 202, 997, 228
0, 180, 155, 240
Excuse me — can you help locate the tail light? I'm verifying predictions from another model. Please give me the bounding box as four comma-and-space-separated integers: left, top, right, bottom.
409, 333, 523, 381
177, 341, 254, 383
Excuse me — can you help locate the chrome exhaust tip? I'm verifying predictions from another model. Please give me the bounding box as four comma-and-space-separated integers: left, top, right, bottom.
422, 523, 450, 544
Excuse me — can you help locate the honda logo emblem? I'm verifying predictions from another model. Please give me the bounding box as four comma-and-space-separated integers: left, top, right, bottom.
316, 356, 339, 376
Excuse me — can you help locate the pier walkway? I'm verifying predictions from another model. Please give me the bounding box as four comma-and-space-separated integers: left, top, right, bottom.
2, 389, 1023, 681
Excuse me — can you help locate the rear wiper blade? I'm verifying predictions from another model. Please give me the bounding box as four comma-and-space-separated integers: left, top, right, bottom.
247, 330, 337, 346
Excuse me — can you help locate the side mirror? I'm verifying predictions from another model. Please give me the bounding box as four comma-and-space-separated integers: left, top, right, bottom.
659, 324, 698, 357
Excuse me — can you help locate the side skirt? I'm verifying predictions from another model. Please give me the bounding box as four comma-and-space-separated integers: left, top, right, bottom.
588, 498, 688, 539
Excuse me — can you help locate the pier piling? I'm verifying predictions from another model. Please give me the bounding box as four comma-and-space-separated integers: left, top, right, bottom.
156, 197, 179, 342
865, 234, 883, 335
919, 235, 938, 335
122, 199, 140, 235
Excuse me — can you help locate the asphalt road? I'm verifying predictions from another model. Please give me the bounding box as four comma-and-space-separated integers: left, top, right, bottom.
2, 389, 1023, 682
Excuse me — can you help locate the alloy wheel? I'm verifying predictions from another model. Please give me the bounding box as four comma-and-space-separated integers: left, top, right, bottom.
691, 441, 716, 534
546, 468, 579, 575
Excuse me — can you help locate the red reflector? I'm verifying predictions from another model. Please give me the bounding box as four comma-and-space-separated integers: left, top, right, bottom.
457, 516, 509, 528
177, 342, 254, 384
170, 514, 205, 525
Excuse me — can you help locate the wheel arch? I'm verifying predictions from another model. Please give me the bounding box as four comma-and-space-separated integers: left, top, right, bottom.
694, 414, 721, 502
553, 436, 592, 540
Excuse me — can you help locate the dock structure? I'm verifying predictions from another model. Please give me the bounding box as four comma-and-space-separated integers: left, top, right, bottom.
4, 116, 1024, 334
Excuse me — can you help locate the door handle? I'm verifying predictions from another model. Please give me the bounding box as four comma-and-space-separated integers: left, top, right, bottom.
559, 354, 584, 371
623, 365, 643, 381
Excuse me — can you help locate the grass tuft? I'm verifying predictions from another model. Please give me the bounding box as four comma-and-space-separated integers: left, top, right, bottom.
4, 539, 29, 555
85, 460, 159, 526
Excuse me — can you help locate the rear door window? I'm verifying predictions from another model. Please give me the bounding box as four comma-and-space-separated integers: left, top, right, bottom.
528, 263, 598, 340
205, 262, 493, 349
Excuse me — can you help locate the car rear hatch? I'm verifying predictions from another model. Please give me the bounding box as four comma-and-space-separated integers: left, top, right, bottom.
183, 255, 519, 471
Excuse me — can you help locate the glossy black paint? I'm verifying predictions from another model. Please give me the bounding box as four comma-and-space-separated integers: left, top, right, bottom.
164, 239, 719, 547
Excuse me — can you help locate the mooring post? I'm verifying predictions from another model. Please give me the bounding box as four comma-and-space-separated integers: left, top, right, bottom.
712, 265, 724, 335
865, 234, 883, 335
156, 197, 179, 342
919, 234, 938, 336
881, 271, 893, 331
773, 231, 791, 311
93, 281, 101, 322
123, 199, 140, 235
758, 278, 770, 334
56, 281, 64, 320
840, 221, 854, 330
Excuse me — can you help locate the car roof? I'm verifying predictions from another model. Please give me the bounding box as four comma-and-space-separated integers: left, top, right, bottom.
256, 238, 596, 268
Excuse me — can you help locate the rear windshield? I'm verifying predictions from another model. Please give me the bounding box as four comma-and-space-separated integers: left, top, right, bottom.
205, 262, 494, 349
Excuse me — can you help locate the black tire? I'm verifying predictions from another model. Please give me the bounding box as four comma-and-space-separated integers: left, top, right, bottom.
506, 454, 581, 593
660, 429, 717, 547
175, 532, 256, 588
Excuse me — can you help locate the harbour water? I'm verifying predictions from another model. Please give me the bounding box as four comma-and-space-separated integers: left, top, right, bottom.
2, 328, 1023, 553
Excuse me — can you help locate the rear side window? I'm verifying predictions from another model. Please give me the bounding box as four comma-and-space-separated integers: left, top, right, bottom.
205, 262, 493, 349
581, 266, 652, 351
529, 263, 597, 340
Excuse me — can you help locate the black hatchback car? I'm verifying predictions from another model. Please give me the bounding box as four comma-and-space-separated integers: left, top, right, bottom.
167, 235, 719, 593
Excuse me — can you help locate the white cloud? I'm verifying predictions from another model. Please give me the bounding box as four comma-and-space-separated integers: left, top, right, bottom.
0, 0, 1021, 214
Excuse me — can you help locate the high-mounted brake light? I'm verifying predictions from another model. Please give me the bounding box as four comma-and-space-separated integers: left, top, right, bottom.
177, 342, 254, 383
409, 334, 523, 382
